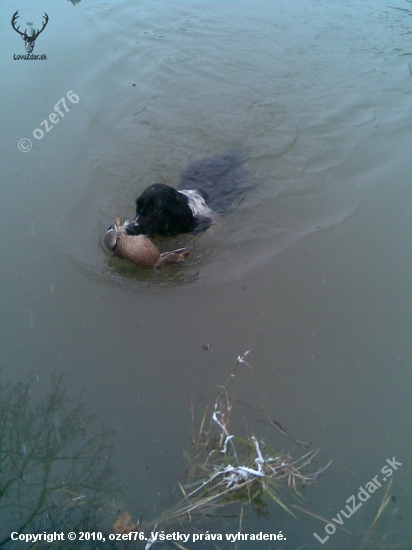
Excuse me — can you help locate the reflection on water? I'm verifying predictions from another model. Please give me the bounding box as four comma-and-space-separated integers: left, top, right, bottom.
0, 375, 119, 548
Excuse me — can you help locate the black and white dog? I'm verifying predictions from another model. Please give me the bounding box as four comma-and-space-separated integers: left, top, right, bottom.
106, 152, 246, 241
125, 183, 212, 237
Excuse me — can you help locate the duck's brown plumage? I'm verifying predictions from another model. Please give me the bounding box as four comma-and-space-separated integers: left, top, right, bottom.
114, 234, 161, 267
106, 218, 189, 268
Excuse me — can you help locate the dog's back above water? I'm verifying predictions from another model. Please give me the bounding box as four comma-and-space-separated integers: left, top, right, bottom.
122, 151, 247, 238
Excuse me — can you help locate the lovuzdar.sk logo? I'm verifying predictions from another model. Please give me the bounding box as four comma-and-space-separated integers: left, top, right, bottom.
11, 10, 48, 60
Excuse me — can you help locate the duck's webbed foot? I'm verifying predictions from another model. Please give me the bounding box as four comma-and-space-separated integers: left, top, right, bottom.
155, 248, 190, 269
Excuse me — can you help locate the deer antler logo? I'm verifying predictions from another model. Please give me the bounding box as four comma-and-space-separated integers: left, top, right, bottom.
11, 11, 49, 54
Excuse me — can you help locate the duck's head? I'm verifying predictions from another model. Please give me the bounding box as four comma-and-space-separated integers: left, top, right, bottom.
103, 217, 124, 250
103, 224, 117, 250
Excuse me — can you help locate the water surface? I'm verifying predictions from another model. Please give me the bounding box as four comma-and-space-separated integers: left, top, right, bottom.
1, 0, 411, 548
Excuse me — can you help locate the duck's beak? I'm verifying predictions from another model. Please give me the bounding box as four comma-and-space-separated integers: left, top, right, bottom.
104, 224, 118, 250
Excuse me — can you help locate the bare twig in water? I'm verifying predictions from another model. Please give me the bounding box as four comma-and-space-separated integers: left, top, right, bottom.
258, 407, 311, 449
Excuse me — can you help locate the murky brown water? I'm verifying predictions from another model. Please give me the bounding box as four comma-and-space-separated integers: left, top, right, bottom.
1, 0, 411, 548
